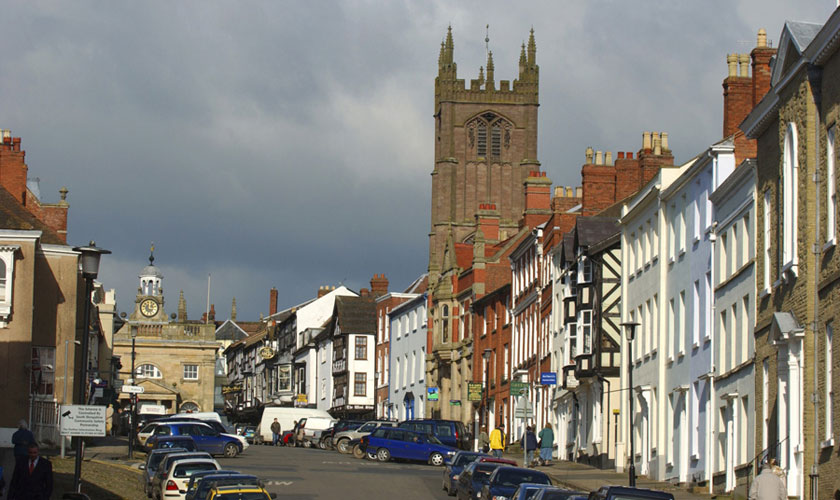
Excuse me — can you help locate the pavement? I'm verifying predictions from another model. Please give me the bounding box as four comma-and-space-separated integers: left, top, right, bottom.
499, 450, 711, 500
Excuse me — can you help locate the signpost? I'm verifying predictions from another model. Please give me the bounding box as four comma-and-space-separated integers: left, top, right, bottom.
467, 383, 483, 402
60, 405, 106, 437
514, 396, 534, 466
121, 385, 144, 394
540, 372, 557, 385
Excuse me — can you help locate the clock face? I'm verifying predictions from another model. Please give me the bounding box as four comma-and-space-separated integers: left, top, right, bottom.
140, 299, 159, 317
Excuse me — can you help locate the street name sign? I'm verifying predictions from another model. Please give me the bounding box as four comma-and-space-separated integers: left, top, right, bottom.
540, 372, 557, 385
121, 385, 144, 394
60, 405, 106, 437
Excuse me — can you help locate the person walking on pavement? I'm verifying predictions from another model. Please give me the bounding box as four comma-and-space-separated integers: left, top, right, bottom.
538, 423, 554, 466
521, 426, 538, 467
8, 442, 52, 500
270, 418, 282, 446
749, 458, 787, 500
11, 421, 34, 462
489, 423, 505, 458
478, 426, 490, 453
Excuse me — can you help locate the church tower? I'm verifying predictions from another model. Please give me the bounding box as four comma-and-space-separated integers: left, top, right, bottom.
429, 27, 540, 284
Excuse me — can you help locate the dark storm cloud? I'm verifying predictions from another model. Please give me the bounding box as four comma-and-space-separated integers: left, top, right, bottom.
0, 1, 834, 319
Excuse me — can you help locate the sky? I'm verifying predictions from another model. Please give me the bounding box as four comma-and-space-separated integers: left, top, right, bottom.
0, 1, 836, 321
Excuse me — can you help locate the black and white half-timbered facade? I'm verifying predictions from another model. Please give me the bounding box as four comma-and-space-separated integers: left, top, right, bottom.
553, 216, 622, 469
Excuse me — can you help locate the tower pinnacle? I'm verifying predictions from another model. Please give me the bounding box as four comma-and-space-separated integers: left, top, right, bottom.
486, 51, 495, 90
527, 27, 536, 65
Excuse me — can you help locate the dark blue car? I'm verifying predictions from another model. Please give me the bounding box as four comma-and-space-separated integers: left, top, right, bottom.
443, 451, 485, 496
362, 427, 457, 466
480, 466, 551, 500
146, 422, 242, 457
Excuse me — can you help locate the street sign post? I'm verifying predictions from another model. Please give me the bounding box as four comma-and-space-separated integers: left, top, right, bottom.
60, 405, 106, 437
121, 385, 144, 394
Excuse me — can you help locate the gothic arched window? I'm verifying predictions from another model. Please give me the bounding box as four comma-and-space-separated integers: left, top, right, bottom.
468, 113, 511, 161
477, 123, 487, 157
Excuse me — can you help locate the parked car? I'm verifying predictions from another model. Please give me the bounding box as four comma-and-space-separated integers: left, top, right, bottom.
399, 419, 471, 450
533, 488, 589, 500
334, 420, 397, 454
479, 466, 552, 500
147, 422, 243, 457
239, 426, 257, 444
296, 416, 336, 448
155, 417, 248, 452
361, 427, 457, 466
588, 486, 675, 500
455, 460, 511, 500
321, 419, 365, 449
150, 436, 198, 452
185, 472, 260, 500
206, 485, 276, 500
149, 451, 213, 500
153, 457, 220, 500
442, 451, 486, 496
141, 448, 188, 498
511, 482, 557, 500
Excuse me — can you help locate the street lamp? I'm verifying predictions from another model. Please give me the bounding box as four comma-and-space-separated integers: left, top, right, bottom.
127, 320, 138, 459
483, 348, 492, 420
620, 322, 639, 488
71, 241, 110, 493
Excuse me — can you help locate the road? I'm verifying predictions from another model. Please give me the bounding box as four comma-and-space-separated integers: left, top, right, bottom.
215, 444, 452, 499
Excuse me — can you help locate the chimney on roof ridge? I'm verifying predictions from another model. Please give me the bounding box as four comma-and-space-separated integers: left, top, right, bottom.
370, 273, 389, 297
757, 28, 767, 48
605, 151, 613, 165
595, 150, 603, 165
653, 137, 662, 155
738, 53, 750, 77
618, 152, 625, 159
642, 132, 651, 151
727, 54, 737, 77
269, 287, 278, 316
661, 132, 669, 151
585, 147, 594, 164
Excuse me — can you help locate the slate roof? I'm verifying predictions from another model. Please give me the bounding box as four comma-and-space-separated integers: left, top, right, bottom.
334, 296, 376, 334
786, 20, 823, 52
215, 320, 249, 342
574, 217, 620, 249
561, 233, 575, 262
0, 186, 64, 244
403, 274, 428, 294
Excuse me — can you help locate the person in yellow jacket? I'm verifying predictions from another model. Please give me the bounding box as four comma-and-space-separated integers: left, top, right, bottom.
489, 423, 505, 458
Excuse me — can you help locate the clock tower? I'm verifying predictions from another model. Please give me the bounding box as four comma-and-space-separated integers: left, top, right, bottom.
131, 245, 167, 322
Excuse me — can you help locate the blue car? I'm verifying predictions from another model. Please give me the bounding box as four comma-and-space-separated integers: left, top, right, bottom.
480, 466, 552, 500
511, 482, 557, 500
146, 421, 243, 457
443, 451, 486, 496
362, 427, 457, 466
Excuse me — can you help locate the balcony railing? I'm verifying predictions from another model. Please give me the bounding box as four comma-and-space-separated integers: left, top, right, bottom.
333, 358, 347, 374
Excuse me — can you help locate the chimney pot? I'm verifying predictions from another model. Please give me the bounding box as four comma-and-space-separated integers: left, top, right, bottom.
738, 53, 750, 77
757, 29, 767, 48
727, 54, 737, 77
575, 187, 583, 197
642, 132, 651, 150
605, 151, 613, 165
618, 152, 625, 159
628, 152, 634, 159
661, 132, 669, 151
585, 147, 594, 164
595, 150, 603, 165
654, 137, 662, 156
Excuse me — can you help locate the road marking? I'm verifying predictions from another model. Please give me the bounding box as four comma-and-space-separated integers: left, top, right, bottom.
265, 480, 294, 486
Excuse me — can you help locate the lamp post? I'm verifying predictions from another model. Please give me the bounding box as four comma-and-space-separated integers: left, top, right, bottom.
72, 241, 110, 493
128, 322, 137, 459
479, 348, 492, 453
621, 322, 639, 487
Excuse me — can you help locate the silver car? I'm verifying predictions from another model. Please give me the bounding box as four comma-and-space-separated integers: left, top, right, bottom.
333, 420, 397, 454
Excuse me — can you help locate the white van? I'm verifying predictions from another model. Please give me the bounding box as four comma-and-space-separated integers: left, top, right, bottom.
256, 407, 334, 444
170, 411, 223, 423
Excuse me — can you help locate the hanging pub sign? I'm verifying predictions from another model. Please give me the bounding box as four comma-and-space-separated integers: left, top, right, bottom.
468, 383, 483, 402
427, 387, 439, 401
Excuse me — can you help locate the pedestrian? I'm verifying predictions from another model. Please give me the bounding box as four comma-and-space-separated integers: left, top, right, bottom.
270, 418, 281, 446
489, 423, 505, 458
769, 459, 787, 490
296, 423, 306, 447
8, 442, 52, 500
11, 421, 34, 462
478, 426, 490, 453
538, 422, 554, 466
521, 426, 538, 467
748, 458, 786, 500
291, 421, 299, 447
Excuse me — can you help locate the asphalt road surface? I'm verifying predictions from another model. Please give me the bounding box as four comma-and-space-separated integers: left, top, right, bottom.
215, 444, 452, 500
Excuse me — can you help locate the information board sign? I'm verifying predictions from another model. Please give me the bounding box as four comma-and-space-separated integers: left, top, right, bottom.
540, 372, 557, 385
60, 405, 106, 437
467, 383, 483, 402
427, 387, 439, 401
510, 381, 528, 396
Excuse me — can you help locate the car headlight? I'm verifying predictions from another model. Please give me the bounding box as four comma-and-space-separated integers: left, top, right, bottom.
446, 451, 456, 455
452, 475, 459, 481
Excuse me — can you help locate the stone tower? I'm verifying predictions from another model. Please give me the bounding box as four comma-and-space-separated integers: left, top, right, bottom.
429, 27, 540, 285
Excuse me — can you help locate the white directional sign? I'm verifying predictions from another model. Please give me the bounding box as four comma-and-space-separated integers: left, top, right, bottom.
60, 405, 106, 437
121, 385, 145, 394
514, 396, 534, 419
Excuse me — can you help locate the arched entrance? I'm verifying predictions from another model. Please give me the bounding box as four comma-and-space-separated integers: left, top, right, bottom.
404, 392, 416, 420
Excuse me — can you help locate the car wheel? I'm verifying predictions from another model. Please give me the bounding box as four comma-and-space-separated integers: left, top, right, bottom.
224, 443, 238, 458
337, 438, 351, 454
303, 440, 312, 448
376, 448, 391, 462
429, 452, 445, 466
352, 444, 366, 459
366, 449, 378, 460
319, 438, 328, 450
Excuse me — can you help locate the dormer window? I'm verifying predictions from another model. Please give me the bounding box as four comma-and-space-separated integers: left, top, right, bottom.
0, 245, 19, 325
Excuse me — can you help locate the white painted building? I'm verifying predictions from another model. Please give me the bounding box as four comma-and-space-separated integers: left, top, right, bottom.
709, 159, 756, 494
388, 293, 427, 420
619, 138, 736, 482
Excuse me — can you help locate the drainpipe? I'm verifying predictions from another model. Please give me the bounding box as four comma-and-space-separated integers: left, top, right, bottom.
708, 220, 718, 495
807, 62, 823, 500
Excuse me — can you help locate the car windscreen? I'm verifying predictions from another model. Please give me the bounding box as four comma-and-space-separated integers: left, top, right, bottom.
158, 439, 197, 450
216, 492, 269, 500
140, 423, 158, 434
371, 428, 388, 438
454, 453, 481, 467
425, 434, 443, 445
197, 476, 260, 496
474, 464, 501, 480
149, 451, 183, 470
173, 462, 218, 478
542, 493, 589, 500
494, 469, 551, 487
357, 423, 376, 432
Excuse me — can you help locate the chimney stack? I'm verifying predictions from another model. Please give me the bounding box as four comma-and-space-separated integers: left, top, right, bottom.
370, 273, 389, 297
269, 287, 278, 316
